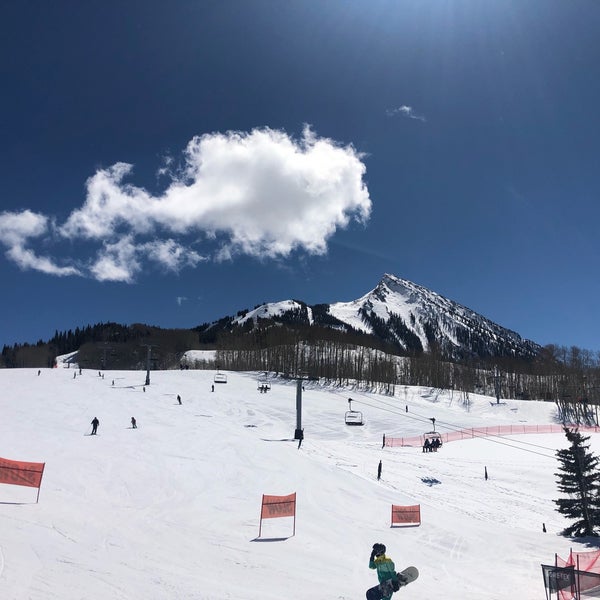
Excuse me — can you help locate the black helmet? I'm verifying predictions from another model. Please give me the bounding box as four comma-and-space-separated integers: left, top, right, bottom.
372, 543, 386, 556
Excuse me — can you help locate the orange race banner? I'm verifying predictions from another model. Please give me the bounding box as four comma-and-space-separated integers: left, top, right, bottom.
258, 493, 296, 537
391, 504, 421, 526
261, 493, 296, 518
0, 457, 45, 503
0, 457, 45, 488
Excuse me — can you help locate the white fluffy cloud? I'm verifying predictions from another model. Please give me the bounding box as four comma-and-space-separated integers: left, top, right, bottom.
0, 126, 371, 282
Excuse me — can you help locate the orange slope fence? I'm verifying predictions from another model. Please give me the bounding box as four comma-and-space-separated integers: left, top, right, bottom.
384, 424, 600, 448
258, 492, 297, 538
391, 504, 421, 527
0, 456, 45, 502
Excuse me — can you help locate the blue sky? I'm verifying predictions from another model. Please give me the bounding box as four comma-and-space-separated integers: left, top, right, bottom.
1, 1, 599, 351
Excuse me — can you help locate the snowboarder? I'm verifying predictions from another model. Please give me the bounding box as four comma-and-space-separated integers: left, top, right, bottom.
177, 394, 182, 405
367, 543, 398, 600
131, 417, 137, 429
91, 417, 99, 435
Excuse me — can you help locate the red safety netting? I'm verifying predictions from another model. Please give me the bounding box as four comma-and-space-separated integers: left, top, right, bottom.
391, 504, 421, 526
258, 492, 297, 538
0, 456, 45, 503
384, 425, 600, 447
0, 457, 45, 488
261, 493, 296, 519
560, 549, 600, 574
555, 550, 600, 599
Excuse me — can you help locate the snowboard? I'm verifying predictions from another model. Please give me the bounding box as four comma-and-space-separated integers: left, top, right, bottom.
397, 566, 418, 587
366, 567, 419, 599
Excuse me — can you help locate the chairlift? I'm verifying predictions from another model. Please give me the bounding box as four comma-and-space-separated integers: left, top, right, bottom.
345, 410, 364, 426
423, 431, 443, 446
345, 397, 364, 426
257, 372, 271, 391
214, 372, 228, 384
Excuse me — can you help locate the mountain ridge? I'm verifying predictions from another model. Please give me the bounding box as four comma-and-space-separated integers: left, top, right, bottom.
227, 273, 540, 360
1, 273, 542, 368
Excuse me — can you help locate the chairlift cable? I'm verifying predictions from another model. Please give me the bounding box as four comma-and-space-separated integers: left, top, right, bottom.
347, 390, 564, 452
332, 390, 562, 458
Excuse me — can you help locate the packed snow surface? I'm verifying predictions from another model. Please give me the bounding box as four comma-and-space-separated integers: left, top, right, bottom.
0, 365, 595, 599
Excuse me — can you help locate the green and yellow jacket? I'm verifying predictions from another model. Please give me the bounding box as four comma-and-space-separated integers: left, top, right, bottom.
369, 554, 396, 583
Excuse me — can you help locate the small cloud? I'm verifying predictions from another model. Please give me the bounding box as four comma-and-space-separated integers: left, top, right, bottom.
142, 239, 206, 272
386, 105, 426, 122
89, 236, 140, 283
7, 245, 81, 277
176, 296, 187, 306
0, 210, 81, 277
0, 209, 48, 245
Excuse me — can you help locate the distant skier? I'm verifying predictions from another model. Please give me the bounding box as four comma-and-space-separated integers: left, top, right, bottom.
91, 417, 99, 435
377, 460, 382, 480
177, 394, 182, 405
367, 543, 399, 600
131, 417, 137, 429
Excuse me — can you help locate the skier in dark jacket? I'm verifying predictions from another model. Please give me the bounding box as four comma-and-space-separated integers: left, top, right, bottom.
91, 417, 99, 435
366, 543, 399, 600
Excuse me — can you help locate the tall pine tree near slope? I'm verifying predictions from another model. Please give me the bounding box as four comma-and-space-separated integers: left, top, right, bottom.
554, 427, 600, 537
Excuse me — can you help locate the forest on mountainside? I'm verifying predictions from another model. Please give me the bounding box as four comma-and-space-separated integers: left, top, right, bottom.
2, 318, 600, 415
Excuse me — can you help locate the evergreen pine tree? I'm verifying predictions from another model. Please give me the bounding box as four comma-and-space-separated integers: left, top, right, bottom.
554, 427, 600, 537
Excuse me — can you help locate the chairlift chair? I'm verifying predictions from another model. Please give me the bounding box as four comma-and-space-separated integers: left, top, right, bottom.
345, 410, 364, 426
423, 431, 443, 446
214, 372, 228, 384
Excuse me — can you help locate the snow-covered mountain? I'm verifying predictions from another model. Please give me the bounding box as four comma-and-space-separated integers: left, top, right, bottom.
228, 273, 540, 360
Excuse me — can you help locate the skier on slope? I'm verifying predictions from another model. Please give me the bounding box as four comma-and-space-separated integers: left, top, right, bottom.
366, 543, 400, 600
